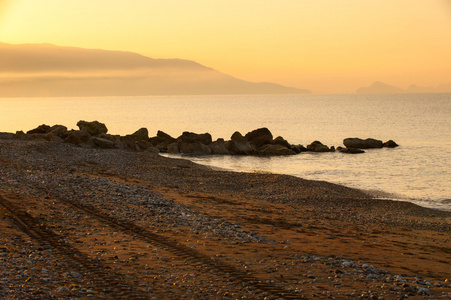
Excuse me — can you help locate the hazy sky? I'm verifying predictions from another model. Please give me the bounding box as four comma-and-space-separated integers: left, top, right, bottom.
1, 0, 450, 93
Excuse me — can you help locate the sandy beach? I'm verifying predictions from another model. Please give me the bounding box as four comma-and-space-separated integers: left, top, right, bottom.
0, 135, 450, 299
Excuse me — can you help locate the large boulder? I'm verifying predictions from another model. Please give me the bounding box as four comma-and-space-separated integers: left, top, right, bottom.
64, 130, 91, 146
92, 137, 115, 149
167, 143, 179, 154
120, 136, 139, 150
136, 140, 155, 151
244, 128, 273, 147
127, 128, 149, 141
272, 136, 291, 148
307, 141, 332, 152
178, 132, 212, 145
150, 131, 176, 152
27, 124, 51, 134
178, 141, 212, 155
258, 144, 296, 156
383, 140, 399, 148
48, 125, 68, 138
76, 120, 108, 136
27, 124, 67, 138
209, 139, 229, 154
343, 138, 383, 149
227, 131, 255, 155
157, 130, 176, 142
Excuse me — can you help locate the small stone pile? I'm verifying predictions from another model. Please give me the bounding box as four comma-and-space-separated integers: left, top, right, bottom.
15, 120, 398, 156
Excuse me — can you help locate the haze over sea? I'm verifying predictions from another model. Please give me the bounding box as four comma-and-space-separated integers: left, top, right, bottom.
1, 93, 450, 210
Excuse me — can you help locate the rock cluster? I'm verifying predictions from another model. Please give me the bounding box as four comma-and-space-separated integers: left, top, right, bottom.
16, 121, 398, 156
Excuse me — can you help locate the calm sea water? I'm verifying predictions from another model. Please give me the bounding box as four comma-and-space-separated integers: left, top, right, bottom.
1, 94, 450, 210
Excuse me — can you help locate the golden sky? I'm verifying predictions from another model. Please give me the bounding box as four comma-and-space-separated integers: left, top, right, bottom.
1, 0, 450, 93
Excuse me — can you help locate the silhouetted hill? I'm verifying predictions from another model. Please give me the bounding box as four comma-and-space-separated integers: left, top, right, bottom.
356, 81, 404, 94
356, 81, 451, 94
0, 43, 310, 97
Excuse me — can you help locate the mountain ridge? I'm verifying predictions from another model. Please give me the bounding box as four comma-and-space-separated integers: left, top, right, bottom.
356, 81, 451, 94
0, 42, 310, 96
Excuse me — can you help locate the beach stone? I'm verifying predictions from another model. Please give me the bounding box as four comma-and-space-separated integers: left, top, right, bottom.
417, 287, 431, 295
383, 140, 399, 148
307, 141, 331, 152
76, 120, 108, 136
343, 138, 383, 149
127, 128, 149, 141
209, 139, 229, 154
64, 130, 91, 145
178, 132, 212, 145
244, 128, 273, 147
92, 137, 115, 148
258, 144, 296, 156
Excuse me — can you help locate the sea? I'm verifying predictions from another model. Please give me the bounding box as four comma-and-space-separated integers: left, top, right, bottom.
1, 93, 450, 210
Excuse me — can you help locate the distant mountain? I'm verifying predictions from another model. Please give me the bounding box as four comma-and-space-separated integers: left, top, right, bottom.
357, 81, 451, 94
356, 81, 404, 94
0, 43, 310, 97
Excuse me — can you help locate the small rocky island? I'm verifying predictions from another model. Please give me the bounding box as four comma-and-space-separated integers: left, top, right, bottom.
15, 120, 398, 156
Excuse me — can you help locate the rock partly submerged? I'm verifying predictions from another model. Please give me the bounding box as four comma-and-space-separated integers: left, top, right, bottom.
15, 121, 399, 157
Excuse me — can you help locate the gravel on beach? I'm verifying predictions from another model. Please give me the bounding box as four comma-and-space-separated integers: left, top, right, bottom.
1, 135, 450, 299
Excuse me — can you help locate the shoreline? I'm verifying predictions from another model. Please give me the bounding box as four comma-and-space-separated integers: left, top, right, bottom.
1, 136, 450, 299
163, 152, 451, 212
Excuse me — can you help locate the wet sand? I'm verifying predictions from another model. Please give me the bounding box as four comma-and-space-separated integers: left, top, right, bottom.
0, 136, 450, 299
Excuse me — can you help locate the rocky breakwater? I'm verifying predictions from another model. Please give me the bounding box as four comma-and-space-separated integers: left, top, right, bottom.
15, 121, 399, 157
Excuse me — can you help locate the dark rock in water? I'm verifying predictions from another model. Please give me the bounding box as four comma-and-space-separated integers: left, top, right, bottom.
343, 138, 383, 149
127, 128, 149, 141
92, 137, 115, 148
209, 138, 229, 154
337, 146, 365, 154
291, 144, 307, 153
383, 140, 399, 148
65, 130, 91, 146
307, 141, 331, 152
178, 132, 212, 145
244, 128, 273, 147
231, 131, 245, 142
76, 120, 108, 136
258, 144, 296, 156
228, 132, 255, 155
272, 136, 291, 148
27, 124, 51, 134
178, 141, 212, 155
